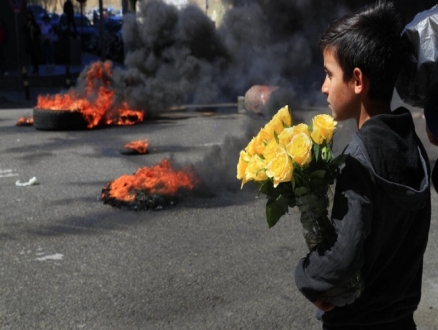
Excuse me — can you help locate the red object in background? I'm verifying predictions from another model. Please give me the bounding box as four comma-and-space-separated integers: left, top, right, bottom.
244, 85, 279, 114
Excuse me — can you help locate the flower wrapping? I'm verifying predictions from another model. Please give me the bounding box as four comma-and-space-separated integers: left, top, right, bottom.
237, 105, 363, 305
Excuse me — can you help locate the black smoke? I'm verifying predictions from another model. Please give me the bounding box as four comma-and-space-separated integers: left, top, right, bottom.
77, 0, 436, 117
106, 0, 345, 115
76, 0, 435, 192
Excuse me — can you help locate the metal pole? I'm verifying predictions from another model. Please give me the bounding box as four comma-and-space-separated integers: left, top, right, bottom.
122, 0, 128, 14
122, 0, 135, 14
65, 65, 71, 88
80, 3, 84, 37
99, 0, 105, 61
22, 66, 30, 100
14, 11, 22, 91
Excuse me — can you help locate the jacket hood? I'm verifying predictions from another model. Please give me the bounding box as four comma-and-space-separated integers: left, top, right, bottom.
354, 107, 430, 210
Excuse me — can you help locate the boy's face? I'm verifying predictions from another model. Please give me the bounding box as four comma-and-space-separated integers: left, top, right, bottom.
321, 48, 359, 121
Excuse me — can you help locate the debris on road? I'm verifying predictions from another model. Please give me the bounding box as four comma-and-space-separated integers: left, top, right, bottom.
15, 177, 38, 187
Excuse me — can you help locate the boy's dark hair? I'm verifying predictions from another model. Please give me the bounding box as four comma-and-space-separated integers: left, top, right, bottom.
319, 1, 404, 102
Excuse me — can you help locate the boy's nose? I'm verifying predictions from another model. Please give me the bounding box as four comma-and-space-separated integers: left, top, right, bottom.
321, 80, 329, 96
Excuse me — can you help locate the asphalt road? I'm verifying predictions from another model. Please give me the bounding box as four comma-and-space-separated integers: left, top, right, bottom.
0, 102, 437, 330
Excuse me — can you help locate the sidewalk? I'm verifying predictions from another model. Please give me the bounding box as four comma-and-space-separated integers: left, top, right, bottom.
0, 52, 103, 108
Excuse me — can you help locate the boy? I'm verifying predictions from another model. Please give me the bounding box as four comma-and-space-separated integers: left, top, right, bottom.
294, 2, 431, 329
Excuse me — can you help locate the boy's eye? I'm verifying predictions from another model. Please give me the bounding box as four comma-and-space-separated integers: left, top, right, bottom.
324, 70, 332, 79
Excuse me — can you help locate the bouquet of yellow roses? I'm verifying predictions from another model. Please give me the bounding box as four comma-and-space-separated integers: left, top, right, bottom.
237, 105, 363, 304
237, 106, 345, 241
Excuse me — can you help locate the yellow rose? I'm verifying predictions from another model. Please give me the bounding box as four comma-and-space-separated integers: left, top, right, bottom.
286, 132, 313, 167
278, 123, 310, 147
278, 127, 294, 147
273, 105, 293, 128
263, 139, 278, 163
258, 125, 275, 144
266, 146, 293, 187
245, 136, 262, 156
311, 114, 336, 144
237, 150, 250, 178
290, 123, 310, 136
265, 117, 284, 136
245, 137, 256, 156
245, 155, 268, 182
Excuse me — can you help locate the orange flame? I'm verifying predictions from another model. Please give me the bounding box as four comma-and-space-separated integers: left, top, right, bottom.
16, 116, 34, 126
36, 61, 144, 128
123, 139, 149, 154
103, 159, 200, 202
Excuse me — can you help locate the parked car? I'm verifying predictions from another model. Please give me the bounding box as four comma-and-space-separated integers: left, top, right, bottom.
57, 13, 97, 51
27, 4, 47, 17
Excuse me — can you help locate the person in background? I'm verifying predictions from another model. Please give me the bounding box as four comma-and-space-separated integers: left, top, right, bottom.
0, 19, 8, 76
93, 10, 99, 26
294, 2, 431, 329
63, 0, 77, 37
40, 14, 55, 70
22, 10, 41, 75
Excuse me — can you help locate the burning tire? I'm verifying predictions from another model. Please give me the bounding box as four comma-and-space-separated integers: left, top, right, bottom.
100, 159, 200, 211
120, 139, 149, 155
33, 108, 89, 131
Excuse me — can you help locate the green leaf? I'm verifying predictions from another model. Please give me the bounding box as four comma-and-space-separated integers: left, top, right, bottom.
313, 143, 320, 163
266, 195, 290, 228
257, 180, 284, 201
256, 180, 272, 196
294, 186, 308, 196
310, 170, 326, 180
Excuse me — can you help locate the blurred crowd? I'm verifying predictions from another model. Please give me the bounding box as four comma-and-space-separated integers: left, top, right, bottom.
15, 1, 124, 75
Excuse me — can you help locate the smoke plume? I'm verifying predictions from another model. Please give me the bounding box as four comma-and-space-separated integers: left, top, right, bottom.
74, 0, 435, 192
77, 0, 435, 116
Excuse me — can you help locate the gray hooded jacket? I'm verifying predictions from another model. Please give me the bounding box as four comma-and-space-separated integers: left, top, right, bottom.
294, 107, 431, 327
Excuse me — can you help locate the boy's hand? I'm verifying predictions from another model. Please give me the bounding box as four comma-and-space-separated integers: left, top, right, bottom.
313, 294, 335, 312
426, 124, 438, 146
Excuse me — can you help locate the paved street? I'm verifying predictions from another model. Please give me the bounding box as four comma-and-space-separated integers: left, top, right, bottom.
0, 99, 437, 329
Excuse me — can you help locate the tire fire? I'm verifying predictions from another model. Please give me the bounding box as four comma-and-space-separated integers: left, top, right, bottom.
16, 116, 34, 126
121, 139, 149, 155
101, 159, 200, 210
36, 61, 144, 129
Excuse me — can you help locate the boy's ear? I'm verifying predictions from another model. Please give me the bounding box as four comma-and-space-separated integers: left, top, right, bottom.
352, 67, 368, 95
